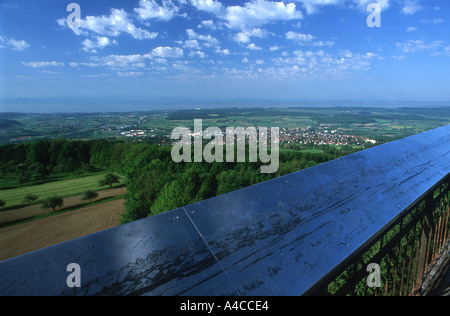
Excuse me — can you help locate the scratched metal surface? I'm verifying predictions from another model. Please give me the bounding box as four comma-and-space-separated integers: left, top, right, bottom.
0, 125, 449, 296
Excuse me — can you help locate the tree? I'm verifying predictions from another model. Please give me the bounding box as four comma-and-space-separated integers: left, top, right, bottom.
99, 173, 120, 188
23, 193, 38, 205
26, 139, 50, 166
150, 180, 186, 216
216, 170, 244, 195
0, 199, 5, 209
120, 161, 169, 224
81, 190, 99, 203
41, 196, 64, 212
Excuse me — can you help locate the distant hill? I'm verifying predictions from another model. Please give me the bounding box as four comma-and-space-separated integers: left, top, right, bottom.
0, 119, 21, 129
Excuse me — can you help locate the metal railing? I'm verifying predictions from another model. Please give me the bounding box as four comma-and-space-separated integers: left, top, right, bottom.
307, 173, 450, 296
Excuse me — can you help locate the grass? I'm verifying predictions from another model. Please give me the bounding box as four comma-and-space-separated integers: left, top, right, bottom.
0, 169, 107, 189
0, 174, 18, 189
0, 172, 124, 210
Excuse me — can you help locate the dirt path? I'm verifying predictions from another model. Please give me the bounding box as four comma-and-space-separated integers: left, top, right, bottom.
0, 198, 126, 261
0, 187, 126, 225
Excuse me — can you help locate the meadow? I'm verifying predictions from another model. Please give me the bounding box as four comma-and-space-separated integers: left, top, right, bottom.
0, 172, 123, 210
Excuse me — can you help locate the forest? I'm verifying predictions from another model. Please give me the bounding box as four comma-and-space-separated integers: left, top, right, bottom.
0, 138, 358, 224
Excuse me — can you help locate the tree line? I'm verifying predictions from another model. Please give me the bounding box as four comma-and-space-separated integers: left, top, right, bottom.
0, 139, 96, 185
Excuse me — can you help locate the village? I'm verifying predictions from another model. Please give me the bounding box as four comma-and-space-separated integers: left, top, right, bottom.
166, 124, 377, 149
279, 127, 377, 146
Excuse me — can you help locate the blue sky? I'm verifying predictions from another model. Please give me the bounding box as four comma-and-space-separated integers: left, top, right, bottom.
1, 0, 450, 112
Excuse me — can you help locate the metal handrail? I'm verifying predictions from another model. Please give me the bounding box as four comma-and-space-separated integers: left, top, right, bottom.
305, 173, 450, 295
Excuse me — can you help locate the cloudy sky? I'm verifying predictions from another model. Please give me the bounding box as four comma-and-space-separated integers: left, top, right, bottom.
1, 0, 449, 112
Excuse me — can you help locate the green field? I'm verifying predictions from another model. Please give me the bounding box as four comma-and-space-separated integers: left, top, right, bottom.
0, 172, 123, 209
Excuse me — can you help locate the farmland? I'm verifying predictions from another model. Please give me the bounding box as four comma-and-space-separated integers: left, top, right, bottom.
1, 105, 450, 147
0, 197, 125, 261
0, 174, 126, 261
0, 186, 126, 227
0, 172, 124, 210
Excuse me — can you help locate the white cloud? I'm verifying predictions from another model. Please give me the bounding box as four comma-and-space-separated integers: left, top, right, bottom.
190, 0, 224, 14
215, 48, 231, 55
396, 40, 445, 53
182, 39, 201, 49
152, 58, 168, 64
286, 31, 315, 42
233, 28, 269, 44
8, 39, 30, 50
442, 46, 450, 56
88, 54, 152, 69
266, 48, 381, 79
286, 31, 333, 47
135, 0, 179, 21
428, 45, 450, 57
189, 0, 404, 34
223, 0, 303, 30
42, 70, 65, 75
186, 29, 220, 46
401, 0, 421, 15
60, 8, 158, 40
247, 43, 262, 50
188, 50, 207, 58
82, 36, 117, 53
117, 71, 144, 77
312, 40, 335, 47
351, 0, 390, 12
198, 19, 217, 30
406, 26, 418, 32
0, 36, 30, 50
296, 0, 344, 15
22, 61, 65, 68
295, 0, 391, 14
269, 45, 280, 51
151, 46, 184, 58
242, 57, 249, 63
363, 52, 380, 60
234, 32, 250, 44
